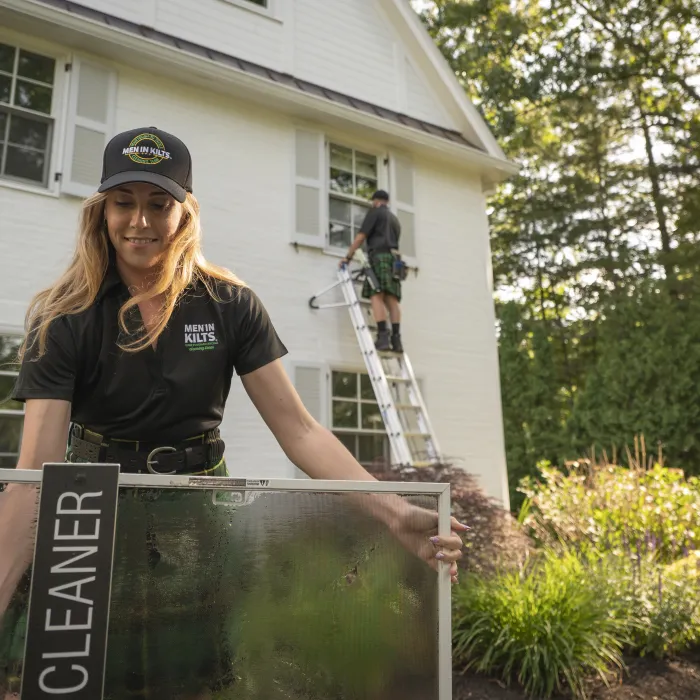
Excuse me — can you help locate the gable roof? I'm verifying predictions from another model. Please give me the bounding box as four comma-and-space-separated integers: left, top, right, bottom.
31, 0, 482, 152
380, 0, 509, 163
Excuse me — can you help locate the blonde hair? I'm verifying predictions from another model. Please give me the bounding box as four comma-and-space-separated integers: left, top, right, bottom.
19, 191, 245, 361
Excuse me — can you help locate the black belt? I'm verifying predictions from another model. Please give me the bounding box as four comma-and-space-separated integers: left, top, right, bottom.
68, 424, 225, 475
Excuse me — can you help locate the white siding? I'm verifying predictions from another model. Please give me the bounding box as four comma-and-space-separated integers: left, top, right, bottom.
405, 57, 453, 128
154, 0, 287, 70
73, 0, 157, 26
293, 0, 398, 109
0, 63, 508, 503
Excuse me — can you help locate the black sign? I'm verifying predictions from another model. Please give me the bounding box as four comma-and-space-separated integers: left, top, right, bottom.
21, 463, 120, 700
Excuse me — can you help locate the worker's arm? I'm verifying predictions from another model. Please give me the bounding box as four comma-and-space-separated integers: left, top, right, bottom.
241, 359, 466, 581
341, 232, 367, 265
0, 399, 71, 617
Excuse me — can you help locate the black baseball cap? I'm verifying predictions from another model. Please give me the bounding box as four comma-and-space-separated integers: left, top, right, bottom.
372, 189, 390, 201
98, 126, 193, 202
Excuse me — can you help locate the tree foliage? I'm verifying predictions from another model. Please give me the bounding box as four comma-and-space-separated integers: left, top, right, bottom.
414, 0, 700, 508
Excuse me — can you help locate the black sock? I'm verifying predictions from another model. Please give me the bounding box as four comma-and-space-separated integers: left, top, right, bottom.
377, 321, 387, 333
392, 323, 400, 336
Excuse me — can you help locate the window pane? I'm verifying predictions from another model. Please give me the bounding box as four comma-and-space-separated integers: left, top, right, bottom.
356, 176, 378, 201
361, 402, 383, 431
329, 221, 351, 249
330, 168, 353, 194
332, 400, 358, 429
0, 112, 6, 144
0, 43, 15, 73
334, 431, 356, 457
9, 115, 49, 150
329, 196, 351, 225
17, 49, 55, 84
332, 371, 357, 399
0, 335, 22, 366
0, 414, 22, 456
353, 203, 370, 231
360, 374, 374, 400
355, 151, 377, 178
14, 79, 52, 113
5, 144, 46, 182
329, 143, 352, 172
245, 0, 267, 5
358, 434, 387, 465
0, 375, 21, 411
0, 74, 10, 104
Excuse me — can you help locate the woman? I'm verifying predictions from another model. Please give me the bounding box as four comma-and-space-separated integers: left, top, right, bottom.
0, 126, 466, 697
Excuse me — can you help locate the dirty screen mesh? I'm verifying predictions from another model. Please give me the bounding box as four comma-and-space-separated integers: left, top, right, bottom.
1, 485, 440, 699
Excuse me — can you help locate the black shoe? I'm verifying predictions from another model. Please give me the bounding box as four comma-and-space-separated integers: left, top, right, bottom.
391, 333, 404, 353
375, 330, 391, 351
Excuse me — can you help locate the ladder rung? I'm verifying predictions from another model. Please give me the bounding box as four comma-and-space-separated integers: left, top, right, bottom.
405, 432, 432, 438
385, 375, 410, 382
395, 403, 421, 410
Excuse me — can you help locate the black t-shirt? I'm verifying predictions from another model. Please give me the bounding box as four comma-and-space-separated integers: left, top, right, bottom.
12, 264, 288, 443
359, 205, 401, 253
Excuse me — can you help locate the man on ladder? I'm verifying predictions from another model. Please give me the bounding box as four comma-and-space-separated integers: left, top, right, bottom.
339, 189, 405, 353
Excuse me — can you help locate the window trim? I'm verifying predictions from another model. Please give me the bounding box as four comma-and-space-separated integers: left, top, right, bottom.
217, 0, 280, 21
0, 30, 69, 196
325, 138, 387, 256
329, 367, 389, 467
0, 329, 25, 469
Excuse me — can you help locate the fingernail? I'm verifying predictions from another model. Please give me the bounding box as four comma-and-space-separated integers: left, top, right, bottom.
430, 536, 440, 544
460, 523, 472, 530
436, 552, 445, 560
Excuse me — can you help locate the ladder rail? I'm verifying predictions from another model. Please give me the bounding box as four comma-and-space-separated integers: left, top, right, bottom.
381, 353, 441, 465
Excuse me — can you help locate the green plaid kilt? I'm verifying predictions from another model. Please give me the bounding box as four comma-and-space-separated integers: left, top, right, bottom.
0, 453, 243, 699
362, 251, 402, 301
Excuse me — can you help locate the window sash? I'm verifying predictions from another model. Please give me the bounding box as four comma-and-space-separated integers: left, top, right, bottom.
0, 41, 56, 188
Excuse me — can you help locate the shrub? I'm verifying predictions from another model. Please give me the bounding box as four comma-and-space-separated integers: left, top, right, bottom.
367, 461, 531, 575
603, 551, 700, 658
452, 549, 628, 699
518, 459, 700, 563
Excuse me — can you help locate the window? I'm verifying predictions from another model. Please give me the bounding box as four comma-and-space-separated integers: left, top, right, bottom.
328, 144, 379, 249
331, 370, 389, 468
0, 334, 24, 468
245, 0, 267, 5
0, 42, 56, 187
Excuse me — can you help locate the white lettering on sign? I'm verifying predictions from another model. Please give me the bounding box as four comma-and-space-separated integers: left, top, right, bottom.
39, 665, 89, 694
38, 491, 103, 695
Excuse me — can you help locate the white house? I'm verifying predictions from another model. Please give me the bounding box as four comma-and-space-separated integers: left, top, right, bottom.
0, 0, 516, 506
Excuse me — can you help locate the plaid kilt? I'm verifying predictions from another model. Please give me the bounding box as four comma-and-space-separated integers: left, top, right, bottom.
362, 251, 402, 302
0, 454, 241, 699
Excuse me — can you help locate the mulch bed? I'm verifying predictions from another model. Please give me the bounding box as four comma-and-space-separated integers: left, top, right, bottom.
453, 650, 700, 700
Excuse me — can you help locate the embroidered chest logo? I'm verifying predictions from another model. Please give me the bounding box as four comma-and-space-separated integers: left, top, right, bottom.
184, 323, 219, 352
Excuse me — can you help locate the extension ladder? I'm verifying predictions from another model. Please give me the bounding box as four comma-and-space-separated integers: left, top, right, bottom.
309, 256, 442, 468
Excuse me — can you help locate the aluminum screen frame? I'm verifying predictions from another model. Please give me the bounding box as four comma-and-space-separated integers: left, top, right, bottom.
0, 468, 453, 700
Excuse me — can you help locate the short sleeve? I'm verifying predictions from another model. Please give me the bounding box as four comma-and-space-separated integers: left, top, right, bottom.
12, 316, 78, 402
228, 287, 288, 376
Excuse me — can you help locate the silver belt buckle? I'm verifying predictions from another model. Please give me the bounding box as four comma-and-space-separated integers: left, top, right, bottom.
146, 446, 178, 475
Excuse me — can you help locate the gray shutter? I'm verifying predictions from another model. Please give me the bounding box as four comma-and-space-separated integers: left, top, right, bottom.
390, 153, 416, 259
291, 362, 328, 479
293, 129, 326, 247
293, 363, 328, 426
61, 56, 117, 198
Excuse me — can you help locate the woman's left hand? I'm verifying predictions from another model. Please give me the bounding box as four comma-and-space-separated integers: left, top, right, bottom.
388, 505, 468, 584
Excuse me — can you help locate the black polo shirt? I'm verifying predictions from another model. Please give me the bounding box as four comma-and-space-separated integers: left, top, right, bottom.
12, 264, 288, 443
359, 204, 401, 253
